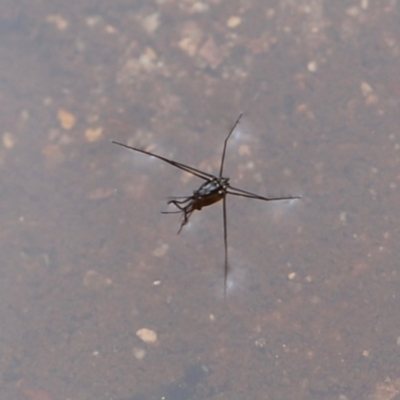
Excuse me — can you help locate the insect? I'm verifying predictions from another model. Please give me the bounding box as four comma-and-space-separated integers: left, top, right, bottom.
112, 113, 300, 296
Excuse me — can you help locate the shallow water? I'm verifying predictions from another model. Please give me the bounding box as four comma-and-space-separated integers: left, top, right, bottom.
1, 1, 400, 399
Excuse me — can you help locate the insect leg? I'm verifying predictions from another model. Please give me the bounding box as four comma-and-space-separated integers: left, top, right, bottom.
227, 185, 301, 202
111, 141, 214, 181
219, 113, 243, 178
163, 200, 194, 234
222, 195, 228, 298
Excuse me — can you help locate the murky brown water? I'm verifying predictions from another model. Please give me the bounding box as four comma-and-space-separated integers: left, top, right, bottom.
1, 1, 400, 399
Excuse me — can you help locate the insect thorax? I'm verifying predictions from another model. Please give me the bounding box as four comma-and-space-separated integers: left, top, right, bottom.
190, 177, 229, 210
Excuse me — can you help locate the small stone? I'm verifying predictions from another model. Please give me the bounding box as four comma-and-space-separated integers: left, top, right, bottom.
2, 132, 16, 149
136, 328, 157, 344
307, 61, 317, 72
85, 127, 103, 142
179, 37, 198, 57
227, 16, 242, 28
57, 109, 76, 130
46, 14, 69, 30
133, 347, 147, 360
142, 13, 160, 34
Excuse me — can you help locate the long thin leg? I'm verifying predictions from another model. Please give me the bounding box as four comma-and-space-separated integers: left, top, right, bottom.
222, 195, 228, 298
176, 208, 193, 234
166, 197, 194, 205
111, 141, 214, 181
219, 113, 243, 178
161, 210, 192, 233
227, 185, 301, 201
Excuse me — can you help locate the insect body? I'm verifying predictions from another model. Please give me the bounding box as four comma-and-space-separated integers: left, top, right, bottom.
112, 113, 300, 296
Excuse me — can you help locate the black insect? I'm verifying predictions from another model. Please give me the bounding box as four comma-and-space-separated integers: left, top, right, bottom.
112, 113, 300, 296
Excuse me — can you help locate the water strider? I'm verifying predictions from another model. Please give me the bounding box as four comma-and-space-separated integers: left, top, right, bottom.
112, 113, 300, 297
